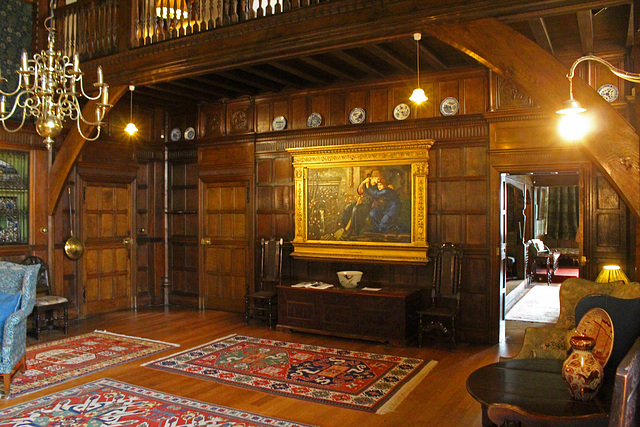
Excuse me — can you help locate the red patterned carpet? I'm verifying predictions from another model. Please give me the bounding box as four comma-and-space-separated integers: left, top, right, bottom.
0, 378, 315, 427
145, 334, 437, 413
6, 330, 178, 398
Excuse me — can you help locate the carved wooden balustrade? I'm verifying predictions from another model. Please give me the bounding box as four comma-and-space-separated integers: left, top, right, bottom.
55, 0, 325, 60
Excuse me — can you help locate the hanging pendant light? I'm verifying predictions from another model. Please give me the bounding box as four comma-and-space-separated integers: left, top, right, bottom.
410, 33, 428, 104
124, 85, 138, 136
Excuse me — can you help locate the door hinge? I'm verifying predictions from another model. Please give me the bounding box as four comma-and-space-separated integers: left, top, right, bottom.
82, 286, 86, 303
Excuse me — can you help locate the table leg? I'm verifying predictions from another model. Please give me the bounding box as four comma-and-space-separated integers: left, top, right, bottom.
481, 404, 497, 427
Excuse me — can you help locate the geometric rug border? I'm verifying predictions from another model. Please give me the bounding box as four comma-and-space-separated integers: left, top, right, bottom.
6, 330, 179, 399
144, 334, 438, 414
0, 377, 318, 427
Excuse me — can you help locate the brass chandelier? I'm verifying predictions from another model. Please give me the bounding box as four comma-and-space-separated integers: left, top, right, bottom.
0, 0, 110, 150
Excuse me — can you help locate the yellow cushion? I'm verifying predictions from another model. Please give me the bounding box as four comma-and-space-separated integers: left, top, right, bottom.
556, 278, 615, 329
610, 282, 640, 299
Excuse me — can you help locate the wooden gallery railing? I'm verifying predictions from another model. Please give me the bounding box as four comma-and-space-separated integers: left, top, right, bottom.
55, 0, 328, 61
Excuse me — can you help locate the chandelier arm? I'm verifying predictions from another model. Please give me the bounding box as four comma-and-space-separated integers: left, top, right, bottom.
0, 108, 27, 133
0, 74, 25, 97
75, 119, 101, 141
77, 76, 104, 101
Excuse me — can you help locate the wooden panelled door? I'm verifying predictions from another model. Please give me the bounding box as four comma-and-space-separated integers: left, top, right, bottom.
81, 183, 134, 316
200, 180, 251, 312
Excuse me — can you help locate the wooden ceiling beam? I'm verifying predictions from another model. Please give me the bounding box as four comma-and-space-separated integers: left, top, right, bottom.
134, 87, 196, 104
170, 79, 240, 98
528, 18, 554, 55
332, 51, 386, 77
146, 84, 212, 102
626, 2, 634, 48
298, 56, 357, 82
243, 66, 304, 88
216, 70, 281, 92
48, 85, 127, 215
577, 10, 594, 54
425, 18, 640, 219
369, 44, 415, 74
270, 61, 330, 85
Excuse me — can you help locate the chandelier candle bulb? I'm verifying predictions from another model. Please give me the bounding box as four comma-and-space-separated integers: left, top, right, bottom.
0, 96, 5, 115
21, 51, 28, 71
73, 53, 80, 73
97, 66, 103, 85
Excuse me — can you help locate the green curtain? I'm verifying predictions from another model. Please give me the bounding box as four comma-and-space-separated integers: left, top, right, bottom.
547, 186, 579, 240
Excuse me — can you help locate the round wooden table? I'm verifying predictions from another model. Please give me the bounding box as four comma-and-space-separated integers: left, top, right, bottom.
466, 358, 610, 426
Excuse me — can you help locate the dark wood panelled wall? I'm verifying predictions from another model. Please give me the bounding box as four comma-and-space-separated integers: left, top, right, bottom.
0, 57, 635, 344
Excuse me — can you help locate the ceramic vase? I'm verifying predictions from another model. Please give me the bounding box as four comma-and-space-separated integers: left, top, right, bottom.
562, 335, 604, 401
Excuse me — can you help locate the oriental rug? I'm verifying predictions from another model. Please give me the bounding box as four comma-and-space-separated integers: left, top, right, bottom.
144, 334, 437, 414
6, 330, 178, 398
506, 285, 560, 324
0, 378, 315, 427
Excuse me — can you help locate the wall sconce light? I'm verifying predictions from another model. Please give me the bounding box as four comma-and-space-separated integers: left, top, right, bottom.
156, 0, 189, 19
409, 33, 428, 104
124, 85, 138, 136
594, 264, 629, 284
557, 55, 640, 141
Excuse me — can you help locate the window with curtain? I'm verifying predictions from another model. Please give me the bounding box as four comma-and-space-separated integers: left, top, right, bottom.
0, 150, 29, 245
545, 185, 579, 240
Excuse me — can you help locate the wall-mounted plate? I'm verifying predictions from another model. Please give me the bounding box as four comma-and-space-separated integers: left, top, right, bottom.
597, 84, 618, 102
170, 127, 182, 142
440, 97, 459, 116
272, 116, 287, 131
349, 108, 366, 124
393, 103, 410, 120
184, 127, 196, 140
307, 112, 323, 127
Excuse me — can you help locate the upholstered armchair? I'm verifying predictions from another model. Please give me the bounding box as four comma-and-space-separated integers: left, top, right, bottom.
511, 277, 640, 360
0, 261, 38, 395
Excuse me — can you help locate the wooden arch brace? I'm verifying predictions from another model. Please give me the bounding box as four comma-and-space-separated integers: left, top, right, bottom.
48, 85, 127, 215
424, 18, 640, 219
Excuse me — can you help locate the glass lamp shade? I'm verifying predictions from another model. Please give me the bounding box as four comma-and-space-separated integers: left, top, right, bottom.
556, 98, 586, 115
125, 122, 138, 135
410, 88, 428, 104
595, 265, 629, 284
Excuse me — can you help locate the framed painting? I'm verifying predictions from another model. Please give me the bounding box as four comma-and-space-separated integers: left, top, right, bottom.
287, 140, 433, 264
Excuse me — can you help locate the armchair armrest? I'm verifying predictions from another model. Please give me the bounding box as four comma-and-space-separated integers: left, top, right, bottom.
512, 326, 572, 360
1, 308, 29, 373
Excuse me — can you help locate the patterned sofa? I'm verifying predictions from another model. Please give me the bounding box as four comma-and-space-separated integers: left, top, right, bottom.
0, 261, 39, 395
511, 277, 640, 360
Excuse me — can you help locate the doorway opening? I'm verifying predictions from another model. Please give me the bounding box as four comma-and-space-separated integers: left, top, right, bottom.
502, 171, 582, 329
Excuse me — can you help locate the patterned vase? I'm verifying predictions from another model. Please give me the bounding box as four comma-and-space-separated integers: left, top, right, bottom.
562, 335, 604, 401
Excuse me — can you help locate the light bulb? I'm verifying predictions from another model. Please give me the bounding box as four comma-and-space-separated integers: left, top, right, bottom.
558, 112, 590, 141
125, 122, 138, 135
410, 88, 427, 104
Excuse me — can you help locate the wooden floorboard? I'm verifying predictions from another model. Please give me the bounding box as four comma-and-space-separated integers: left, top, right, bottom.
0, 307, 531, 426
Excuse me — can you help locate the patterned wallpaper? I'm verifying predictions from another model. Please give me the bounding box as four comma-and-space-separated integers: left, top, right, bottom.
0, 0, 33, 104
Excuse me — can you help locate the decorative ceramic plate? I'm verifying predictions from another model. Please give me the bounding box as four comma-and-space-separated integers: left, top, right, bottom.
184, 127, 196, 140
393, 103, 410, 120
575, 307, 614, 368
440, 97, 459, 116
349, 108, 366, 124
597, 84, 618, 103
307, 112, 323, 127
272, 116, 287, 131
170, 127, 182, 142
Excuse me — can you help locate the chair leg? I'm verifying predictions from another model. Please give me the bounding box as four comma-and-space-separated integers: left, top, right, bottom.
268, 299, 274, 329
418, 316, 424, 348
34, 309, 41, 340
245, 296, 250, 325
63, 305, 69, 335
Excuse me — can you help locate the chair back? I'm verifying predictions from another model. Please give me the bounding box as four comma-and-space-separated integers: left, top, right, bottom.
431, 243, 463, 307
20, 256, 50, 297
260, 238, 283, 289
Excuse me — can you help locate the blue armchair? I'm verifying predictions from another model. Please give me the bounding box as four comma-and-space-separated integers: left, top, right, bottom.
0, 261, 38, 396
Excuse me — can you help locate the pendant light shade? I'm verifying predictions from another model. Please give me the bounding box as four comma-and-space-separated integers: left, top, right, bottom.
125, 85, 138, 136
410, 33, 427, 105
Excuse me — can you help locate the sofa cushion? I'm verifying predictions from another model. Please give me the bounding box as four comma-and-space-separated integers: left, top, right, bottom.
0, 292, 22, 341
610, 281, 640, 299
575, 295, 640, 375
556, 278, 616, 329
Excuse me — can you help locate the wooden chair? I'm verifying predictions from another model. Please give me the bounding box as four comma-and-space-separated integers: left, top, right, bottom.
21, 256, 68, 340
245, 238, 283, 329
487, 403, 608, 427
418, 242, 463, 349
525, 239, 560, 285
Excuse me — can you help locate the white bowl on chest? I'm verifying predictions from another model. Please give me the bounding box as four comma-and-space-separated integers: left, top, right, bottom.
337, 271, 363, 289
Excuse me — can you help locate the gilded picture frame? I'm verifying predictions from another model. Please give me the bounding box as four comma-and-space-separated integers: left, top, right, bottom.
287, 140, 433, 264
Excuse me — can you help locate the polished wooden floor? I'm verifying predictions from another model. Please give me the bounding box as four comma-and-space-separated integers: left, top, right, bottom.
0, 307, 537, 426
